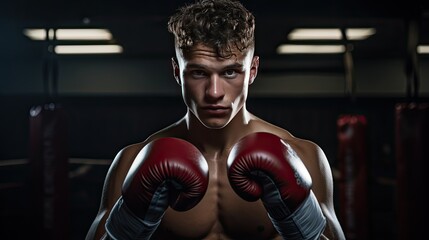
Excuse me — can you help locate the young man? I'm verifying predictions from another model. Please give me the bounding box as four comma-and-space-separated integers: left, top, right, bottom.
86, 0, 346, 239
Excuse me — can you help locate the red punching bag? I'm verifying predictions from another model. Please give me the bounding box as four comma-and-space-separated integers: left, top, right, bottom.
395, 19, 428, 239
337, 114, 369, 240
395, 103, 428, 240
29, 103, 69, 239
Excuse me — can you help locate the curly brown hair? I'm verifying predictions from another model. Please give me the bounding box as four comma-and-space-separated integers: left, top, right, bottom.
168, 0, 255, 58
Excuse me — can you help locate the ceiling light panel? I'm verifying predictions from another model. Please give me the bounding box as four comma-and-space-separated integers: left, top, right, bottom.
23, 28, 113, 41
54, 45, 123, 54
287, 28, 376, 41
277, 44, 345, 54
288, 28, 342, 40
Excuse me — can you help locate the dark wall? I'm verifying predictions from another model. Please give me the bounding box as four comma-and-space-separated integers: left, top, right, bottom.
0, 95, 413, 239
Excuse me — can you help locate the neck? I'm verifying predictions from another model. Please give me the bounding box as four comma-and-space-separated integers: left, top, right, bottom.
184, 106, 253, 154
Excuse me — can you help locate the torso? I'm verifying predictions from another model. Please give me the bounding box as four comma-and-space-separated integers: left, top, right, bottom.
119, 114, 312, 240
153, 148, 279, 240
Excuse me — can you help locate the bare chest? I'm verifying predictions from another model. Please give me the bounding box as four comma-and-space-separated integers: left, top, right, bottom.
153, 153, 279, 239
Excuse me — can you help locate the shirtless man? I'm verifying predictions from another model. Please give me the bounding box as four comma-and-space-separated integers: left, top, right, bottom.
86, 0, 346, 239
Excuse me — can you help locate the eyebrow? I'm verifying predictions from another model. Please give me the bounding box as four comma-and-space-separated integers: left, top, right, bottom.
186, 63, 244, 70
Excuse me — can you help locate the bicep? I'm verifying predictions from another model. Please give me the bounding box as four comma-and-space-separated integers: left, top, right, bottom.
310, 146, 335, 209
307, 145, 345, 240
86, 148, 135, 239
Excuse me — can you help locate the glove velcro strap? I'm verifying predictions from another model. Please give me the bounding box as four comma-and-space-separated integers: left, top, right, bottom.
268, 191, 326, 240
105, 197, 162, 240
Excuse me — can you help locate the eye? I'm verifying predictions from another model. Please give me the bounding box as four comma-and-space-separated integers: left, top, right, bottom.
190, 70, 207, 78
224, 69, 238, 78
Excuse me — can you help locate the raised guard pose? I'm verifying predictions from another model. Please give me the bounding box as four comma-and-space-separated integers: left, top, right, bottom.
86, 1, 346, 239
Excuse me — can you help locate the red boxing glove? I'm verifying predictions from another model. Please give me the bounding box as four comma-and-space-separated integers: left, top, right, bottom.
227, 132, 326, 240
123, 137, 209, 215
106, 137, 209, 239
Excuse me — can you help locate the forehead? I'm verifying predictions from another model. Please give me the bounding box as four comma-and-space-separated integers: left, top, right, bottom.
177, 44, 252, 64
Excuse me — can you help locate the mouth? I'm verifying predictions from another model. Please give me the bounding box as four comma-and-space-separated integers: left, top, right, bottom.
200, 105, 230, 116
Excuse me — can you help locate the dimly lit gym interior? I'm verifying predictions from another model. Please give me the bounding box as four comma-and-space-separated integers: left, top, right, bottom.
1, 0, 428, 239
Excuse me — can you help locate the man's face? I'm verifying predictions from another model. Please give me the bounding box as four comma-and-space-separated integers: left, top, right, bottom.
173, 44, 259, 129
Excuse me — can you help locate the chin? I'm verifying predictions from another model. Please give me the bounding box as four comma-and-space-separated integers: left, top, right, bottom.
200, 119, 230, 130
202, 123, 228, 130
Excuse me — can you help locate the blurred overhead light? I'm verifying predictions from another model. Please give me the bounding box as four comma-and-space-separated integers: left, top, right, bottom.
277, 44, 345, 54
280, 27, 375, 54
23, 29, 48, 40
23, 28, 122, 54
417, 45, 429, 54
56, 29, 112, 40
23, 28, 113, 41
346, 28, 376, 40
55, 45, 123, 54
288, 28, 376, 40
288, 28, 342, 40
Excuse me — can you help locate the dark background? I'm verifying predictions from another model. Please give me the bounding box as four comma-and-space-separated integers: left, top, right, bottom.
0, 95, 405, 239
1, 0, 429, 239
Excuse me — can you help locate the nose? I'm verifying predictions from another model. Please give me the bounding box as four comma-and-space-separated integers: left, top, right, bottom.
205, 75, 225, 101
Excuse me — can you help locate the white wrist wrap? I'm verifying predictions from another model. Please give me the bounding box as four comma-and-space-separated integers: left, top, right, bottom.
268, 191, 326, 240
105, 197, 162, 240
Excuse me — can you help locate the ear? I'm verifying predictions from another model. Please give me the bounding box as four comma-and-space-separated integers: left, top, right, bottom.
171, 57, 181, 85
249, 56, 259, 85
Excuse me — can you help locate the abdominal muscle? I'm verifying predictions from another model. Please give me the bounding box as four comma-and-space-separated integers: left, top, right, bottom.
151, 154, 280, 240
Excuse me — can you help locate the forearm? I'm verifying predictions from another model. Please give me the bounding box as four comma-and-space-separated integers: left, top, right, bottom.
86, 210, 109, 240
319, 207, 346, 240
316, 218, 346, 240
320, 234, 329, 240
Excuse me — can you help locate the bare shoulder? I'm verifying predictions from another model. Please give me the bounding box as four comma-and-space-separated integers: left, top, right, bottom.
283, 135, 326, 171
275, 130, 332, 188
252, 117, 325, 167
100, 142, 146, 207
110, 142, 146, 177
103, 119, 186, 203
252, 118, 333, 198
111, 120, 186, 176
